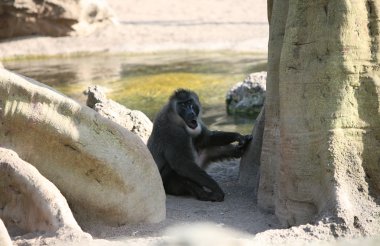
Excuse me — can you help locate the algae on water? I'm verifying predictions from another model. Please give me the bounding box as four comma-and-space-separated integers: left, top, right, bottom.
4, 52, 267, 134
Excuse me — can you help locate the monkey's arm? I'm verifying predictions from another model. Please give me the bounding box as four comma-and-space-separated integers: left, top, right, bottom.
198, 145, 242, 169
196, 126, 252, 148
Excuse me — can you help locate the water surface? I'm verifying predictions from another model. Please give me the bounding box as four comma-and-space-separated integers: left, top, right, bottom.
4, 52, 267, 134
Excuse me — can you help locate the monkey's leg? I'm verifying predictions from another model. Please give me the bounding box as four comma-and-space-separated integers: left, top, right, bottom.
164, 172, 223, 201
182, 179, 224, 201
163, 172, 191, 196
164, 142, 225, 201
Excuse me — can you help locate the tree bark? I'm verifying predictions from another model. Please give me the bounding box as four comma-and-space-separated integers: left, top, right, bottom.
239, 107, 265, 190
267, 0, 273, 24
257, 0, 380, 234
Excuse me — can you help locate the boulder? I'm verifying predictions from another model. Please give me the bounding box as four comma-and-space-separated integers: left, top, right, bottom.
0, 148, 83, 235
0, 219, 12, 246
85, 85, 153, 144
0, 68, 166, 225
0, 0, 115, 39
226, 72, 266, 116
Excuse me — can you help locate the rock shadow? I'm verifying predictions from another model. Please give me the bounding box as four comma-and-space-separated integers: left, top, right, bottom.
355, 75, 380, 204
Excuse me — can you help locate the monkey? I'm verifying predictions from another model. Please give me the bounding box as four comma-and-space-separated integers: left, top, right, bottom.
147, 89, 252, 202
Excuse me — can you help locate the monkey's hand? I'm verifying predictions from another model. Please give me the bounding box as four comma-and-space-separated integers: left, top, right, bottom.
197, 190, 225, 202
234, 134, 253, 157
237, 134, 253, 147
208, 191, 225, 202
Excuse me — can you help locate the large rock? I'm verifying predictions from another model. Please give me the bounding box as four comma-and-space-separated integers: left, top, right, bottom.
0, 219, 12, 246
85, 85, 153, 144
226, 72, 266, 116
239, 108, 265, 190
0, 68, 165, 225
0, 148, 84, 235
0, 0, 115, 39
256, 0, 380, 235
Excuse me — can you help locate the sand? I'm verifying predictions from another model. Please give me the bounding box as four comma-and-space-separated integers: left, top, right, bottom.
0, 0, 269, 59
78, 161, 281, 244
12, 161, 363, 245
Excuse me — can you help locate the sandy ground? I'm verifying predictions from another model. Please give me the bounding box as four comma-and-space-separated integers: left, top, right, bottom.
80, 161, 281, 244
14, 161, 375, 246
0, 0, 269, 59
4, 1, 371, 245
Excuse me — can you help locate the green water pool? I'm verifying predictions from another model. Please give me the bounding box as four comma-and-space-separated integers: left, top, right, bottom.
3, 51, 267, 134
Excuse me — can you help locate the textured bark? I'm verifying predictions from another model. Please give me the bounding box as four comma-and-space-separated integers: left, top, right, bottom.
258, 0, 380, 234
258, 0, 288, 214
239, 108, 265, 189
267, 0, 273, 24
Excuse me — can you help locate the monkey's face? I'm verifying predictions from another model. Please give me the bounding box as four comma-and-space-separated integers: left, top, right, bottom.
176, 99, 200, 129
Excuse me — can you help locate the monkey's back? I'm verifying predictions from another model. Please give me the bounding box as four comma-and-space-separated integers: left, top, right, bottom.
147, 101, 198, 179
147, 104, 173, 171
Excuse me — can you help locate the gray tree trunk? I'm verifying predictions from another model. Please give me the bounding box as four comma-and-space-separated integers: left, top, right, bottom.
239, 107, 265, 190
255, 0, 380, 234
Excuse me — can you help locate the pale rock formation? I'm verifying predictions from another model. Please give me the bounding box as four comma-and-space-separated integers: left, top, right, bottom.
0, 148, 85, 236
0, 0, 115, 39
254, 0, 380, 236
85, 85, 153, 144
0, 219, 12, 246
0, 68, 165, 226
226, 72, 266, 116
239, 108, 265, 190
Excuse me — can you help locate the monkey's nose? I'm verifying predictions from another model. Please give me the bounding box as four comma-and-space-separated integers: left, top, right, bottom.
189, 112, 196, 118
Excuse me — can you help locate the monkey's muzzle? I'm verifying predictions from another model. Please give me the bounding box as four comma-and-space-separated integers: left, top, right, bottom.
187, 119, 198, 129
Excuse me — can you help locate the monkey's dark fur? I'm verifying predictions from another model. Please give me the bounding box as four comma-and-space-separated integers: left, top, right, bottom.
147, 89, 252, 202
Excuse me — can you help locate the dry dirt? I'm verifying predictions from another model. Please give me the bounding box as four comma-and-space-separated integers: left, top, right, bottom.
13, 161, 379, 245
0, 0, 269, 59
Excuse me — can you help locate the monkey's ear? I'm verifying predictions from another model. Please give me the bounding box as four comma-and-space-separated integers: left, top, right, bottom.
170, 88, 186, 100
175, 88, 188, 94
